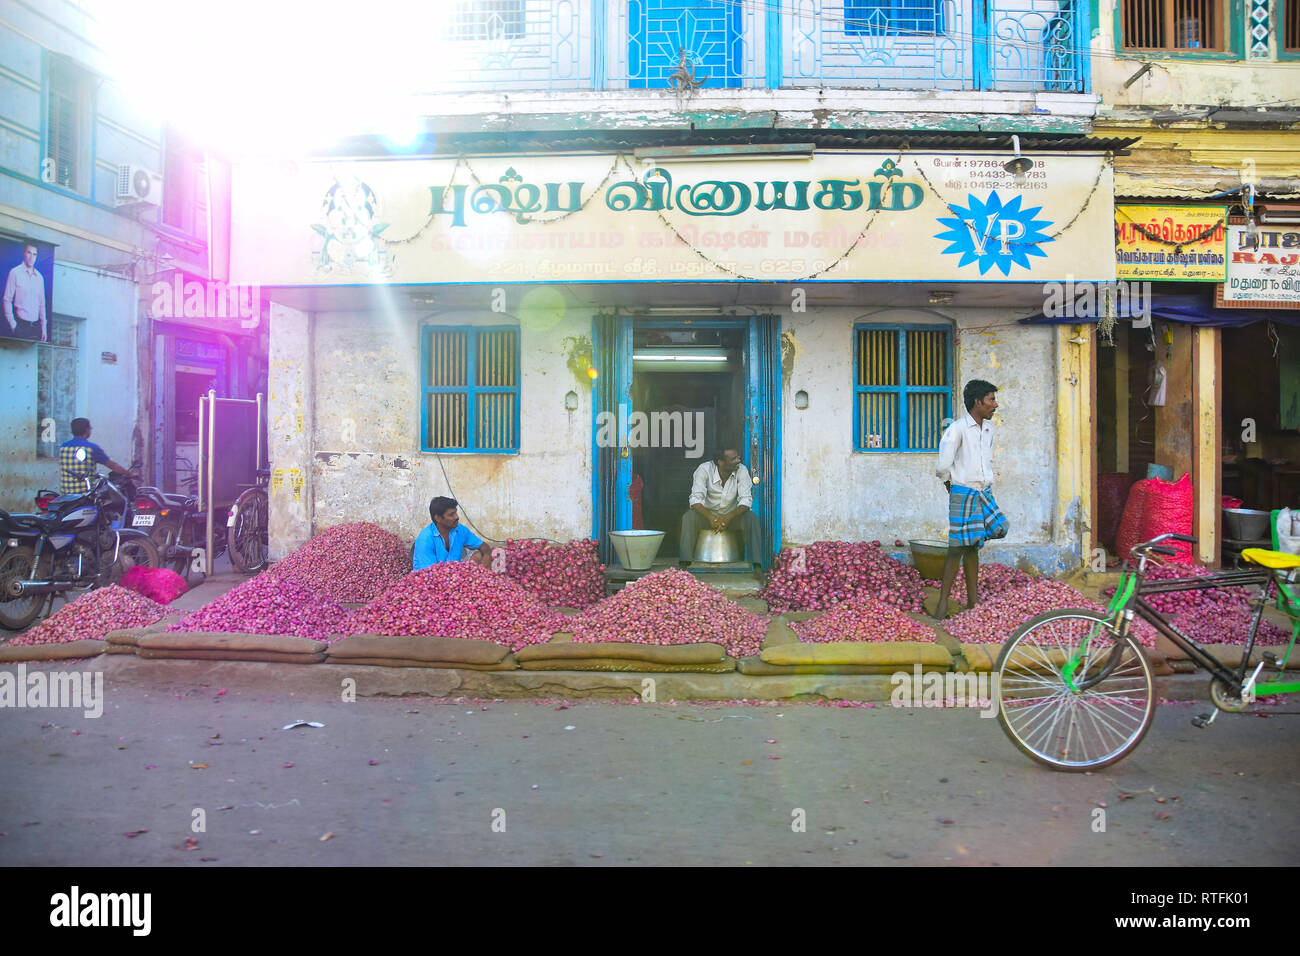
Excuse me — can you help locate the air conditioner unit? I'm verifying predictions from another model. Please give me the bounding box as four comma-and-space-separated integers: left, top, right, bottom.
115, 164, 163, 207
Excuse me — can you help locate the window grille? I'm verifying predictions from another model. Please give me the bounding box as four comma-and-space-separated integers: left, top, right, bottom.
451, 0, 525, 40
854, 325, 952, 452
36, 317, 79, 457
1121, 0, 1223, 50
422, 326, 520, 453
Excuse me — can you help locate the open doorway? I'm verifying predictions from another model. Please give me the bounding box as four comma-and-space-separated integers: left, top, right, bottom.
629, 327, 746, 557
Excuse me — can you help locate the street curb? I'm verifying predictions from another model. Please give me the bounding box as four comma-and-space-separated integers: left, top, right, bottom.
88, 654, 1220, 703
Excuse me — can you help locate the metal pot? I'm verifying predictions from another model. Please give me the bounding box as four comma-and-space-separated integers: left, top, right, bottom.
1223, 508, 1270, 542
694, 529, 741, 564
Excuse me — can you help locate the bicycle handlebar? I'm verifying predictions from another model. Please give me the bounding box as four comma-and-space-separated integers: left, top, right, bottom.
1131, 531, 1199, 556
1145, 545, 1178, 556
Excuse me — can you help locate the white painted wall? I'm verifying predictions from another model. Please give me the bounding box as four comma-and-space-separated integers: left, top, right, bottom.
781, 307, 1058, 550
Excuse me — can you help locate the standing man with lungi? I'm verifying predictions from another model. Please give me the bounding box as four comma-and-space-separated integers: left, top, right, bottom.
931, 380, 1008, 620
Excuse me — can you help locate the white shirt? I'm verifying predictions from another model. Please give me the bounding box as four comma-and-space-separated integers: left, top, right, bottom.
688, 460, 753, 514
3, 263, 45, 325
936, 413, 995, 489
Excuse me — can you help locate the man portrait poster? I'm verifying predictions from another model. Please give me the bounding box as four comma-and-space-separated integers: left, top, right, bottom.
1, 236, 55, 343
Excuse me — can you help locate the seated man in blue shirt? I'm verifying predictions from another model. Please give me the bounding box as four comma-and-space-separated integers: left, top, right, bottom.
412, 496, 493, 571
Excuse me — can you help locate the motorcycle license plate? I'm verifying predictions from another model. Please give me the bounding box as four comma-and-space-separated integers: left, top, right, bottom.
132, 514, 156, 527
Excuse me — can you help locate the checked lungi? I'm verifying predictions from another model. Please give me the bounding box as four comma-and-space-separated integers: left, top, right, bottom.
948, 484, 1008, 548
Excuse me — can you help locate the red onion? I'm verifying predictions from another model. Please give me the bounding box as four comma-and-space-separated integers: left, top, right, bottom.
268, 522, 411, 603
11, 585, 167, 645
570, 568, 767, 658
344, 562, 565, 652
169, 575, 346, 641
945, 581, 1158, 647
501, 538, 604, 608
792, 593, 936, 643
760, 541, 925, 613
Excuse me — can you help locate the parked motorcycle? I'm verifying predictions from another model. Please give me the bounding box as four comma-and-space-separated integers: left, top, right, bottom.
0, 474, 161, 631
131, 468, 269, 582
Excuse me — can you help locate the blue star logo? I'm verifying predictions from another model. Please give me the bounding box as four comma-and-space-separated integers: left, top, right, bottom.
934, 192, 1055, 277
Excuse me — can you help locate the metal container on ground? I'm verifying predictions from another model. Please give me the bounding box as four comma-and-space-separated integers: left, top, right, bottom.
609, 530, 665, 571
1223, 508, 1271, 541
694, 530, 741, 564
909, 539, 949, 580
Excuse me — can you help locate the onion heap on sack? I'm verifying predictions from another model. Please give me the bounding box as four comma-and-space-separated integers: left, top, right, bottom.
501, 538, 605, 608
569, 568, 768, 658
169, 575, 347, 642
760, 541, 926, 613
267, 522, 412, 603
1105, 563, 1288, 646
921, 563, 1037, 599
343, 562, 566, 652
11, 585, 167, 645
944, 580, 1159, 647
792, 593, 937, 643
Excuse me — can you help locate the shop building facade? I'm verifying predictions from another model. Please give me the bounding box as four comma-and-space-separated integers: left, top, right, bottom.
226, 0, 1119, 573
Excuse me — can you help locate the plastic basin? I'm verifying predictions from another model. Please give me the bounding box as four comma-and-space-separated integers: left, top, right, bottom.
610, 530, 665, 570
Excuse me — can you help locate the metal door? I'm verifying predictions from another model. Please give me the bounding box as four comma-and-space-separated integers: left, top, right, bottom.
745, 313, 781, 568
592, 313, 634, 565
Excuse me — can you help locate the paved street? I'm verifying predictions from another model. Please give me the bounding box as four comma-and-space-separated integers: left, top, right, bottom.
2, 674, 1298, 867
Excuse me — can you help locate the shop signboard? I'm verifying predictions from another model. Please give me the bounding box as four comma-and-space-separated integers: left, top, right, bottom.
1222, 224, 1300, 304
0, 235, 55, 342
1114, 205, 1226, 281
230, 153, 1117, 285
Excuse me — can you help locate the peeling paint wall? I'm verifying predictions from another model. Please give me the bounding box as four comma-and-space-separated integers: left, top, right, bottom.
782, 308, 1063, 571
305, 309, 593, 545
267, 303, 313, 559
1093, 0, 1283, 108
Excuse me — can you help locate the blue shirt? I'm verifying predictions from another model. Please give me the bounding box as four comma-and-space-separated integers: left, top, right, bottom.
58, 437, 109, 494
412, 523, 483, 570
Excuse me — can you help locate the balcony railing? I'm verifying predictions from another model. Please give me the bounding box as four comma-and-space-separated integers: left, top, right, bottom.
428, 0, 1090, 94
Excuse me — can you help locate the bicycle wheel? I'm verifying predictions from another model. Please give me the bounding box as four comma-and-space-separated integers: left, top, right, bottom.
106, 535, 161, 586
227, 488, 268, 573
995, 609, 1155, 772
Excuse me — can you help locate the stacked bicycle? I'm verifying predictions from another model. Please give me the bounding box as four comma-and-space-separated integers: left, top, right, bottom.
994, 531, 1300, 771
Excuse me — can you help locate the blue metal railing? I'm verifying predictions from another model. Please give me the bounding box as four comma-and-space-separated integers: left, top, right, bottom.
427, 0, 1090, 94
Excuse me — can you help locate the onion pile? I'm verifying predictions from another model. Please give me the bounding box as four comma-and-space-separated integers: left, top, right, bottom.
11, 585, 167, 645
169, 575, 347, 641
343, 562, 565, 652
760, 541, 925, 613
1103, 563, 1289, 646
501, 538, 604, 608
922, 563, 1037, 598
945, 581, 1157, 647
792, 594, 937, 643
268, 522, 412, 603
570, 568, 768, 658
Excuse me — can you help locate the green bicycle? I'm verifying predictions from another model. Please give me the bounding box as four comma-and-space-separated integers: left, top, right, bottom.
995, 531, 1300, 771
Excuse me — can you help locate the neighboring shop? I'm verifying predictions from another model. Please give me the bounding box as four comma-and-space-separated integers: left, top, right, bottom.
147, 271, 269, 494
230, 144, 1120, 571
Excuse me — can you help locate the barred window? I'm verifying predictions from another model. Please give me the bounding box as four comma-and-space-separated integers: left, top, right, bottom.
451, 0, 525, 40
36, 317, 80, 457
45, 56, 87, 191
1287, 0, 1300, 51
421, 326, 519, 453
1121, 0, 1224, 51
854, 325, 951, 452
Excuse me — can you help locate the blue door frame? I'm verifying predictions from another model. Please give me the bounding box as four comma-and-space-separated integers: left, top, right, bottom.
592, 314, 782, 569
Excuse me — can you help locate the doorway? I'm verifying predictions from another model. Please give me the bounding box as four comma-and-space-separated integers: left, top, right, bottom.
593, 314, 781, 568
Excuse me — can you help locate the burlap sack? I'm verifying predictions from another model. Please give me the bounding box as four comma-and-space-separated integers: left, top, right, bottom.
328, 634, 511, 665
326, 656, 518, 671
759, 642, 953, 669
737, 657, 897, 675
104, 643, 136, 655
520, 658, 735, 673
516, 642, 729, 664
137, 648, 326, 664
0, 640, 106, 661
138, 632, 327, 655
104, 620, 173, 646
763, 618, 800, 648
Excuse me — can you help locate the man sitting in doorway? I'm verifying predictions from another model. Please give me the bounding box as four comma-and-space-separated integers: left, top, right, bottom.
413, 496, 493, 571
679, 447, 761, 567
